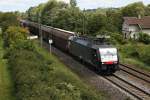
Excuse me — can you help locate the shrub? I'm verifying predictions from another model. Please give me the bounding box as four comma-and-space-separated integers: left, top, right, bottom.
138, 32, 150, 44
3, 26, 29, 48
109, 32, 127, 45
121, 43, 150, 66
137, 44, 150, 65
121, 43, 139, 58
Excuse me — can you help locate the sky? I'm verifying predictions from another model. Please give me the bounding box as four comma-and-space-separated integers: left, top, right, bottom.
0, 0, 150, 12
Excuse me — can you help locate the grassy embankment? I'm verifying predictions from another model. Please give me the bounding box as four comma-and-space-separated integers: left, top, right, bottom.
120, 54, 150, 72
0, 35, 15, 100
117, 43, 150, 72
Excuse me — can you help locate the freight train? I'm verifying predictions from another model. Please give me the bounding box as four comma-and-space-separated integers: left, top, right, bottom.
20, 20, 119, 74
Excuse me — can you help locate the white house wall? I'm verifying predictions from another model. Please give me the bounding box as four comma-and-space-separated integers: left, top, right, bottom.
128, 25, 139, 32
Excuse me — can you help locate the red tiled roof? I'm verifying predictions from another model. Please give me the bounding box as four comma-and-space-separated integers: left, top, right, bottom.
124, 16, 150, 29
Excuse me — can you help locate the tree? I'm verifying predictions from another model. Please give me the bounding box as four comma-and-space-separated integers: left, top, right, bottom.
122, 2, 145, 17
86, 12, 107, 36
0, 12, 19, 31
70, 0, 77, 7
3, 26, 29, 47
145, 5, 150, 16
106, 9, 123, 32
41, 0, 68, 26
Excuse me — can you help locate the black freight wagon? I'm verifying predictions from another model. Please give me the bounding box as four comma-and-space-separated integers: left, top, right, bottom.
20, 20, 75, 51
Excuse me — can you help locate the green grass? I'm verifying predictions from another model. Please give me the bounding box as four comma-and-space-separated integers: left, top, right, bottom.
116, 43, 150, 72
0, 35, 15, 100
119, 51, 150, 72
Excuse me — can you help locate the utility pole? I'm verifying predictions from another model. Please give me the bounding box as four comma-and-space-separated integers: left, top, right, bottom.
83, 8, 85, 35
38, 12, 42, 47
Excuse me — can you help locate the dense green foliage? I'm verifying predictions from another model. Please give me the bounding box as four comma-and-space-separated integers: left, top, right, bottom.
121, 2, 145, 17
70, 0, 77, 7
0, 12, 19, 31
120, 43, 150, 65
3, 26, 104, 100
25, 0, 150, 35
0, 33, 15, 100
3, 26, 28, 48
138, 32, 150, 44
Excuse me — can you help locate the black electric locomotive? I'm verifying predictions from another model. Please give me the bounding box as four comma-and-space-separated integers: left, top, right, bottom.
69, 36, 119, 73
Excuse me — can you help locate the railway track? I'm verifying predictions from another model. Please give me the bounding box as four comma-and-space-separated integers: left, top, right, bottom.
119, 64, 150, 84
103, 64, 150, 100
105, 74, 150, 100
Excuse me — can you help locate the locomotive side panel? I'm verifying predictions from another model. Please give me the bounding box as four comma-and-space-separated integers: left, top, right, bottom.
69, 41, 94, 64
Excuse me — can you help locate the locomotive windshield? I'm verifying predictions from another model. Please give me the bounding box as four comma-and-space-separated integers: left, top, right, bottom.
99, 48, 118, 64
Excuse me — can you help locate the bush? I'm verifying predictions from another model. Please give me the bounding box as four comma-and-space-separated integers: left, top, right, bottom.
137, 44, 150, 65
0, 12, 19, 32
110, 32, 127, 44
121, 43, 139, 58
7, 49, 53, 100
138, 32, 150, 44
120, 43, 150, 66
3, 26, 28, 48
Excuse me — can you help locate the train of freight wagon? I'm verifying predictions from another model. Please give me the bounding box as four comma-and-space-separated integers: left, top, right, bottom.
20, 20, 119, 74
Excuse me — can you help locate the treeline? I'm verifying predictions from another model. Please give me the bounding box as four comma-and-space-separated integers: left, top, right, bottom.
25, 0, 150, 36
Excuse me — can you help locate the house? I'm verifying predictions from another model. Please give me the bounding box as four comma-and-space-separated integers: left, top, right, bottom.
122, 16, 150, 39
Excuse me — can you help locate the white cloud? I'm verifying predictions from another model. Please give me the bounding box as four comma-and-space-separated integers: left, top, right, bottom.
0, 0, 21, 5
0, 0, 48, 12
78, 0, 146, 9
0, 0, 71, 12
